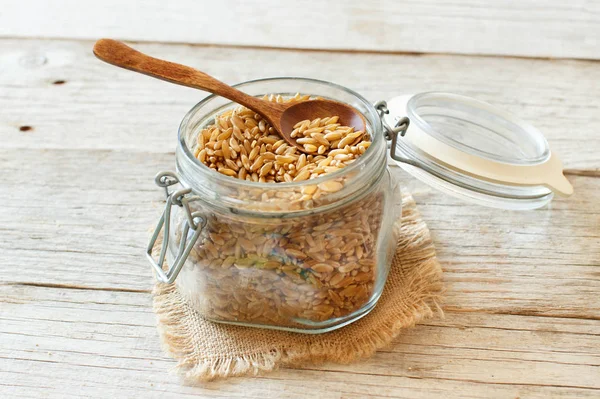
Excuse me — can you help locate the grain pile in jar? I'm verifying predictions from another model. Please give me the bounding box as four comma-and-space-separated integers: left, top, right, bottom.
180, 94, 387, 327
194, 94, 370, 184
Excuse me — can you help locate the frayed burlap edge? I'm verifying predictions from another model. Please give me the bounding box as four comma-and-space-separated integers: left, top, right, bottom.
152, 193, 443, 382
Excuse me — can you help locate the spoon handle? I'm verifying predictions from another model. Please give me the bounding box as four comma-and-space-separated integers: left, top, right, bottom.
93, 39, 281, 116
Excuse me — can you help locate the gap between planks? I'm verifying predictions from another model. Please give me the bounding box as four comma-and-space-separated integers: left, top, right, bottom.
3, 281, 600, 322
290, 368, 600, 391
3, 35, 600, 64
564, 169, 600, 178
1, 281, 151, 294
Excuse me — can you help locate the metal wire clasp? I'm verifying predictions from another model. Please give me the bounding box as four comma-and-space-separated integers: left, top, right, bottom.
375, 101, 418, 166
146, 171, 205, 284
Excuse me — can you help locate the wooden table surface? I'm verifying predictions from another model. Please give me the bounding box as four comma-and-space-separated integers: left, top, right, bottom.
1, 2, 599, 398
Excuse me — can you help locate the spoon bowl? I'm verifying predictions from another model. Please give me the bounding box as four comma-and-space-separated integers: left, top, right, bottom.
278, 99, 366, 144
93, 39, 366, 154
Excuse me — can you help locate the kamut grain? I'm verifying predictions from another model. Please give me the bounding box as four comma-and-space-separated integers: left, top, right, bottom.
194, 94, 370, 187
179, 188, 384, 327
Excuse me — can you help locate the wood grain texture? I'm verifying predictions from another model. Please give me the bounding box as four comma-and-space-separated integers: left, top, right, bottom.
0, 148, 598, 397
1, 37, 599, 398
1, 147, 598, 311
1, 0, 599, 59
1, 285, 599, 398
1, 39, 599, 171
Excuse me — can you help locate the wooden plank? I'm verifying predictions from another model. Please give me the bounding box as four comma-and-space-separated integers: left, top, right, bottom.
0, 148, 598, 319
1, 39, 599, 171
0, 149, 166, 291
1, 284, 599, 398
1, 0, 599, 59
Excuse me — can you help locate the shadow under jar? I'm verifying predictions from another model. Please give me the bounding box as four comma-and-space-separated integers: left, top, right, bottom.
152, 78, 402, 333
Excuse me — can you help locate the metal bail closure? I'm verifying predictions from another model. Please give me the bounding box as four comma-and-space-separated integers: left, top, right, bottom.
375, 100, 417, 167
146, 171, 206, 284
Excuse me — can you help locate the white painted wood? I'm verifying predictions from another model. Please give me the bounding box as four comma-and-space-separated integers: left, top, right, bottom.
1, 39, 599, 171
1, 285, 599, 398
0, 148, 598, 312
0, 36, 599, 397
1, 0, 599, 59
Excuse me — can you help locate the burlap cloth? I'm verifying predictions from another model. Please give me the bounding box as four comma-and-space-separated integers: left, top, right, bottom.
152, 192, 443, 382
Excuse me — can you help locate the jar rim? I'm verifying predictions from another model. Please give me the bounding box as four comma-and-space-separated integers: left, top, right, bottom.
177, 77, 383, 190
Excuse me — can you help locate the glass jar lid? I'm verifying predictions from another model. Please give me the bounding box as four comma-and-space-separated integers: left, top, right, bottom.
384, 92, 573, 210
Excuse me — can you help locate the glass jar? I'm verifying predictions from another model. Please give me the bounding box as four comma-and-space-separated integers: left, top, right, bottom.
149, 78, 402, 333
147, 78, 572, 334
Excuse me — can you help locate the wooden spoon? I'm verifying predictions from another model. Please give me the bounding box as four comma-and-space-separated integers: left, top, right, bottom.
93, 39, 366, 154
